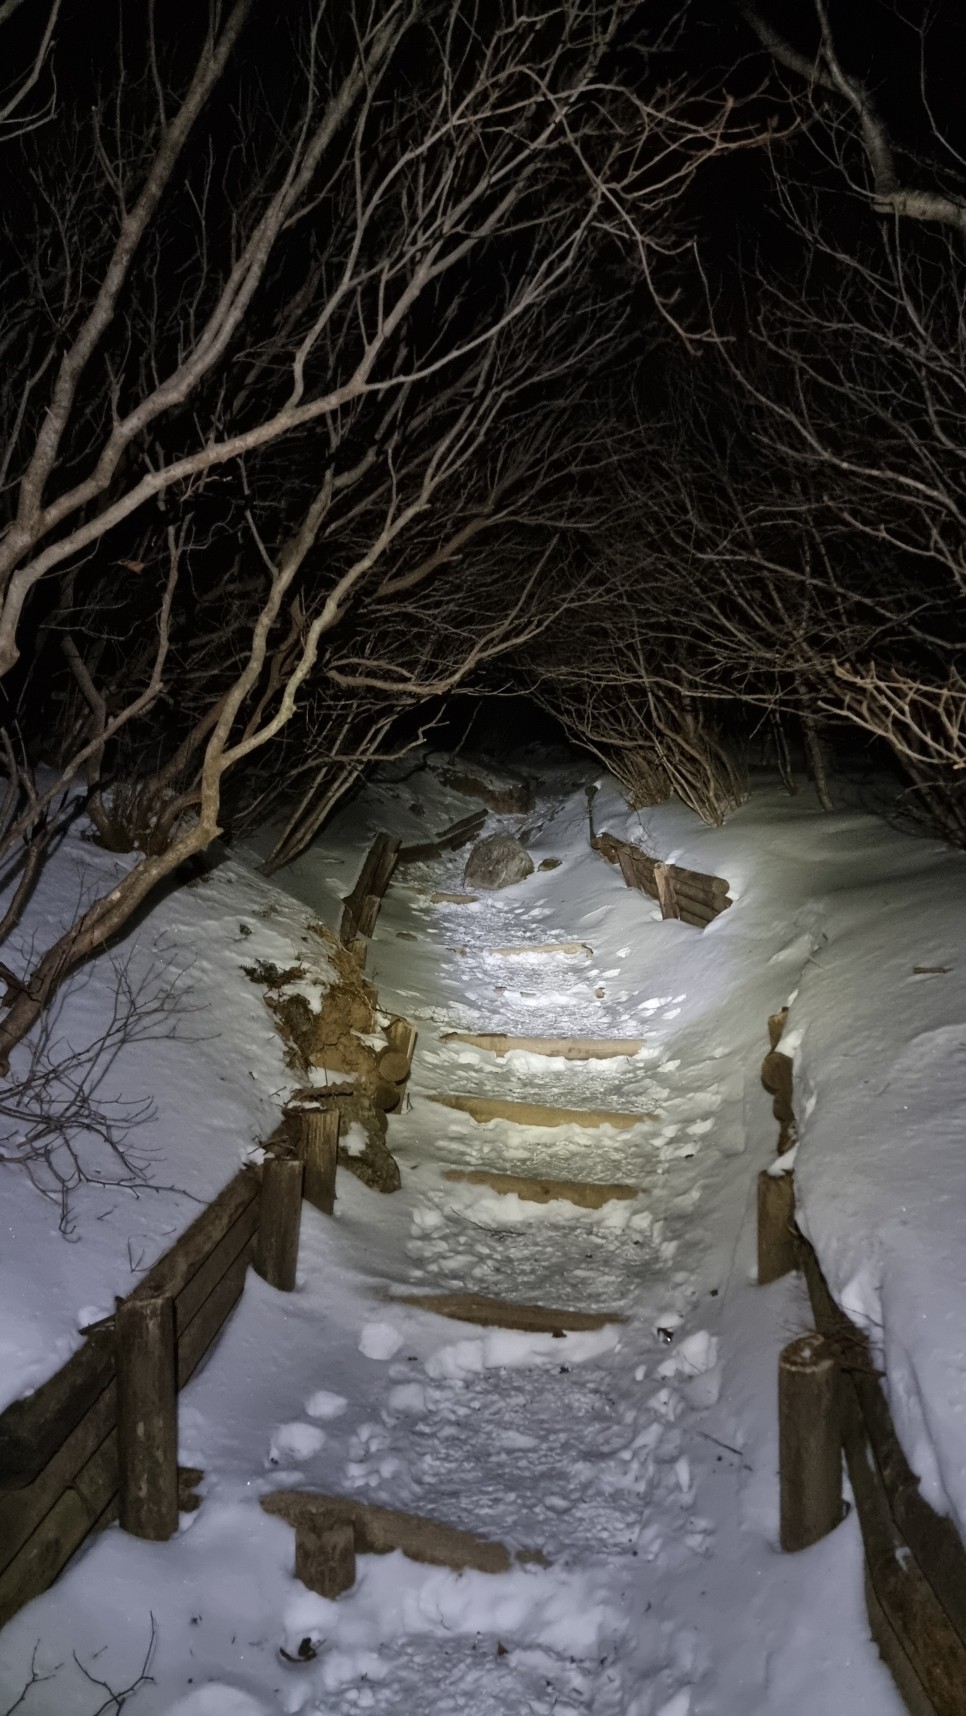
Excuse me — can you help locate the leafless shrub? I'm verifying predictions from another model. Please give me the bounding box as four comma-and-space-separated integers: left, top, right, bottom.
1, 1615, 156, 1716
0, 947, 198, 1235
0, 0, 758, 1061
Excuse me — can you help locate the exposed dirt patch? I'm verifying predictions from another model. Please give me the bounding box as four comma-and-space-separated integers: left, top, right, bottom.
247, 920, 401, 1190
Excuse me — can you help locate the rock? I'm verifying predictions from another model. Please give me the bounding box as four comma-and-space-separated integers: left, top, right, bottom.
440, 763, 533, 814
464, 834, 534, 891
537, 857, 561, 871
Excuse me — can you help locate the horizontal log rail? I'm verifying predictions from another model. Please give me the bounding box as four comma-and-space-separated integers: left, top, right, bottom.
592, 830, 732, 928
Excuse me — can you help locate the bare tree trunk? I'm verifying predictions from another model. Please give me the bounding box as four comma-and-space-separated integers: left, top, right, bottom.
802, 716, 834, 812
772, 711, 797, 796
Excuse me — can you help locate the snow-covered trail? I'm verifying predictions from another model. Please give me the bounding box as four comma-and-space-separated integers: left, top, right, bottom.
306, 771, 903, 1716
0, 766, 905, 1716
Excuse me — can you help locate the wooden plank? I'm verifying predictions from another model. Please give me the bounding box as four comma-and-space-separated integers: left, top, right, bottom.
178, 1242, 253, 1387
298, 1109, 338, 1215
864, 1565, 938, 1716
134, 1169, 259, 1307
441, 1032, 644, 1060
392, 1290, 625, 1333
0, 1328, 115, 1491
340, 834, 400, 944
442, 1168, 639, 1208
673, 886, 730, 919
426, 1093, 657, 1129
0, 1481, 114, 1627
669, 865, 730, 899
172, 1196, 260, 1335
678, 905, 717, 930
869, 1548, 966, 1716
0, 1380, 117, 1572
261, 1491, 526, 1575
397, 812, 487, 866
593, 833, 730, 914
354, 893, 382, 938
653, 862, 679, 919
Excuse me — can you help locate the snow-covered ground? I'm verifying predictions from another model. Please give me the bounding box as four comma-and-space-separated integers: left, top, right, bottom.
6, 750, 964, 1713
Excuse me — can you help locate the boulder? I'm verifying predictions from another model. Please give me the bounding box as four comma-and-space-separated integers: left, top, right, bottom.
464, 833, 534, 891
439, 762, 533, 813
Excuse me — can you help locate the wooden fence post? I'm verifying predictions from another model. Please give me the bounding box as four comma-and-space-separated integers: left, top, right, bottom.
256, 1158, 304, 1290
299, 1110, 339, 1216
295, 1513, 356, 1598
116, 1295, 179, 1540
779, 1333, 843, 1551
653, 862, 679, 919
757, 1168, 798, 1284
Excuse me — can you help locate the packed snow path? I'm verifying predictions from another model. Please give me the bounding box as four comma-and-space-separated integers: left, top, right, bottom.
0, 769, 904, 1716
354, 886, 737, 1714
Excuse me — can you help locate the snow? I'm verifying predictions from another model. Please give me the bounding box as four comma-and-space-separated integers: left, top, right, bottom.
4, 750, 956, 1713
358, 1322, 406, 1361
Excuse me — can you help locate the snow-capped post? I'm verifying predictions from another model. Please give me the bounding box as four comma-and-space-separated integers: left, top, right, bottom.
757, 1166, 797, 1284
255, 1158, 304, 1291
778, 1334, 843, 1551
298, 1110, 339, 1217
115, 1294, 179, 1541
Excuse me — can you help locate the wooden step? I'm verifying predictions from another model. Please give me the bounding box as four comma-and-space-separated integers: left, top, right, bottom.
486, 941, 592, 958
426, 1093, 657, 1129
262, 1490, 546, 1575
441, 1031, 644, 1060
442, 1168, 639, 1208
396, 811, 488, 867
392, 1290, 625, 1333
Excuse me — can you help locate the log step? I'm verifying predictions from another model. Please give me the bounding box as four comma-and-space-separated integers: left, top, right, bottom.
486, 941, 592, 958
442, 1168, 639, 1208
261, 1490, 543, 1575
396, 812, 488, 866
441, 1031, 644, 1060
392, 1290, 625, 1333
426, 1093, 657, 1129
